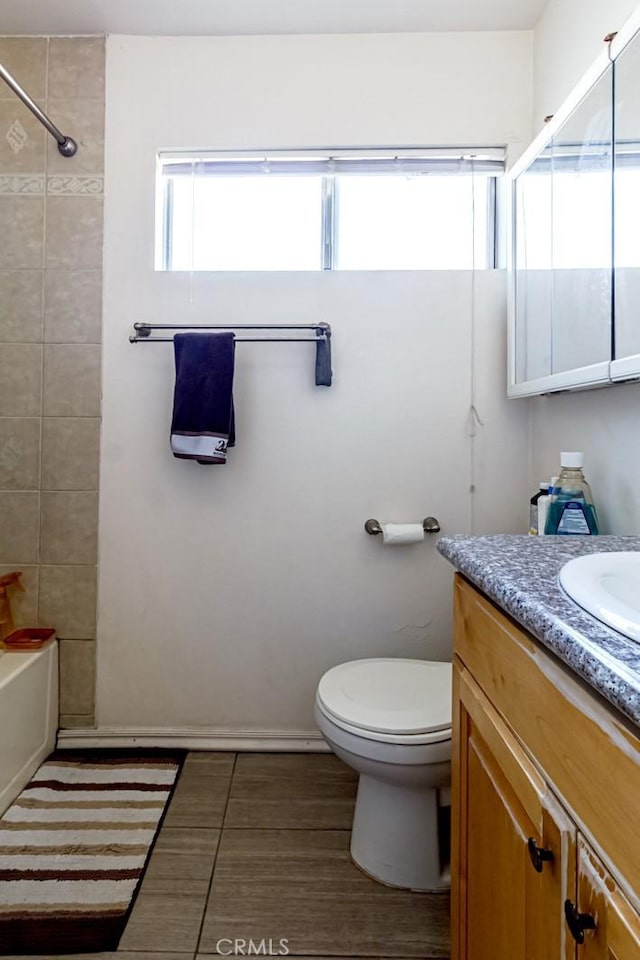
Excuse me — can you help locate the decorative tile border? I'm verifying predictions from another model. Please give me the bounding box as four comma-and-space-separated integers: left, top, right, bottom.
47, 176, 104, 196
0, 176, 105, 196
0, 175, 45, 195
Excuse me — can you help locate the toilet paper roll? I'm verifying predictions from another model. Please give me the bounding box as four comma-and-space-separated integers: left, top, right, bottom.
381, 523, 424, 545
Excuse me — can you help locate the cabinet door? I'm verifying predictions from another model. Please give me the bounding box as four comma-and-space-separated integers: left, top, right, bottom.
452, 662, 576, 960
568, 837, 640, 959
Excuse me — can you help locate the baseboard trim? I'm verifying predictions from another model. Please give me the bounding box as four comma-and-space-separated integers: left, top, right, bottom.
56, 726, 330, 752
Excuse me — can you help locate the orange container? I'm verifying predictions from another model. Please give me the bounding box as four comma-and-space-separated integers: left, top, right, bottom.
4, 628, 56, 651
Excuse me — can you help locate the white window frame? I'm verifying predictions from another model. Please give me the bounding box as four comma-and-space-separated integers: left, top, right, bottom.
156, 147, 505, 272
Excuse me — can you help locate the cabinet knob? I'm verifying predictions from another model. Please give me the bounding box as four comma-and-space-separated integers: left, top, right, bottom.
527, 837, 554, 872
564, 899, 596, 944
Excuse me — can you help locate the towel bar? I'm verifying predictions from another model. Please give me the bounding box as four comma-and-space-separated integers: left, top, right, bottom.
129, 322, 332, 386
130, 321, 330, 341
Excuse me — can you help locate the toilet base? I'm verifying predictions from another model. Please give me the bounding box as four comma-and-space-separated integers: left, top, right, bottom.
350, 774, 449, 892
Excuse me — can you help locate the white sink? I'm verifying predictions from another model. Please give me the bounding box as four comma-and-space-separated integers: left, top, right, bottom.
559, 552, 640, 642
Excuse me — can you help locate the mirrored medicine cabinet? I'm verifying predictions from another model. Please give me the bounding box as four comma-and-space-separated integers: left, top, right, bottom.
508, 11, 640, 396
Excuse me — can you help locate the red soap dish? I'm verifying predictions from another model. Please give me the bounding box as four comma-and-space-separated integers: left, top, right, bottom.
4, 628, 56, 650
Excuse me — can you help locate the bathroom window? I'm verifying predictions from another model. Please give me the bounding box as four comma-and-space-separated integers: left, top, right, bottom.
156, 149, 503, 271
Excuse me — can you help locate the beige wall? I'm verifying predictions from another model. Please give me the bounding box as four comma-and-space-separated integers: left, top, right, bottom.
0, 37, 104, 725
529, 0, 640, 534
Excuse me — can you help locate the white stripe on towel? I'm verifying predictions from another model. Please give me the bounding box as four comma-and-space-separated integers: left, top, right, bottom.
170, 433, 227, 459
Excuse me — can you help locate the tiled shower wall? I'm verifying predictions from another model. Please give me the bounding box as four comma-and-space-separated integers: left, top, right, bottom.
0, 37, 104, 728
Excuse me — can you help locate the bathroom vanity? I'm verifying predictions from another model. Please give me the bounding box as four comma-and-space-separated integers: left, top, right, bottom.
438, 535, 640, 960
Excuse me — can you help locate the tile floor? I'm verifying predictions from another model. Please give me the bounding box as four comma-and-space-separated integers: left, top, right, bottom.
9, 753, 450, 960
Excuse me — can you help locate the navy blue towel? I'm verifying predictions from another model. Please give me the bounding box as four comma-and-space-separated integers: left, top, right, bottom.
315, 331, 332, 387
170, 332, 236, 465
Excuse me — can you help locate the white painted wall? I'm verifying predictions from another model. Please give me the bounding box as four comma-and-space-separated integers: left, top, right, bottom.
531, 384, 640, 534
98, 33, 532, 739
533, 0, 639, 130
530, 0, 640, 535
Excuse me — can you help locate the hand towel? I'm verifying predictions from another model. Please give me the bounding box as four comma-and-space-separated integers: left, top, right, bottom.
315, 330, 332, 386
170, 332, 236, 464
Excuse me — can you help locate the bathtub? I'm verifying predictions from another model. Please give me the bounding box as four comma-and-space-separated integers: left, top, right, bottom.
0, 640, 58, 816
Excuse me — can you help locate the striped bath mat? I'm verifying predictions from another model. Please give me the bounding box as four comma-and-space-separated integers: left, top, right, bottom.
0, 752, 182, 955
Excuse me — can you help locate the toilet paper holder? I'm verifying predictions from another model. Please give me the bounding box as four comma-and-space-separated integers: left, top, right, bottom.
364, 517, 441, 535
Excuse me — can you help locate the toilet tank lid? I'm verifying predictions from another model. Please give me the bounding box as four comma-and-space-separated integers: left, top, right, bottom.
317, 658, 452, 736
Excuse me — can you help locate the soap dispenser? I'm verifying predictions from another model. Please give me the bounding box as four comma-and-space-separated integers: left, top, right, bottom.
544, 453, 599, 535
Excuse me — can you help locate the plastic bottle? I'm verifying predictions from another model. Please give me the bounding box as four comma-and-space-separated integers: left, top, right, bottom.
537, 478, 556, 537
529, 482, 549, 535
544, 453, 599, 535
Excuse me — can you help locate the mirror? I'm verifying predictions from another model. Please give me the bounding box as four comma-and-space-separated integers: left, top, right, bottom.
514, 146, 552, 384
511, 64, 613, 394
549, 68, 612, 376
613, 28, 640, 369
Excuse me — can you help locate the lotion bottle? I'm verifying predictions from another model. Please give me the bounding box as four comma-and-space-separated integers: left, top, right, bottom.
529, 482, 548, 535
537, 478, 556, 537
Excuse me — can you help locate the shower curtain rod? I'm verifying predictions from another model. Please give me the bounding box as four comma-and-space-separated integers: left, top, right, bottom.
0, 61, 77, 157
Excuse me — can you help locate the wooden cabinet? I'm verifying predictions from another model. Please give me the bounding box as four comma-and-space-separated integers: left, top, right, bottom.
454, 665, 575, 960
576, 839, 640, 960
452, 575, 640, 960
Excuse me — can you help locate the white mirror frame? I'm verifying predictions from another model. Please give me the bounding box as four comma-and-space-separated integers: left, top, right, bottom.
610, 8, 640, 383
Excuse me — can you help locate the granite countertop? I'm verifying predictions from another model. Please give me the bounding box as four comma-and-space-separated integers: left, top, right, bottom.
437, 534, 640, 728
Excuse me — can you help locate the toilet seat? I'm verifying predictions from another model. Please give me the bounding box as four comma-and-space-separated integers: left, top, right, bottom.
316, 658, 452, 745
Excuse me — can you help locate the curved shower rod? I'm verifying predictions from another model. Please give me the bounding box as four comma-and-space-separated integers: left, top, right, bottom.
0, 61, 77, 157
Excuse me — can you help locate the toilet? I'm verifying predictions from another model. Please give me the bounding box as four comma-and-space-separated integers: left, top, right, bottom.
314, 657, 452, 891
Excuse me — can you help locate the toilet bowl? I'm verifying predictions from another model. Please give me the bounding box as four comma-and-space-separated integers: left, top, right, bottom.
314, 657, 452, 891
